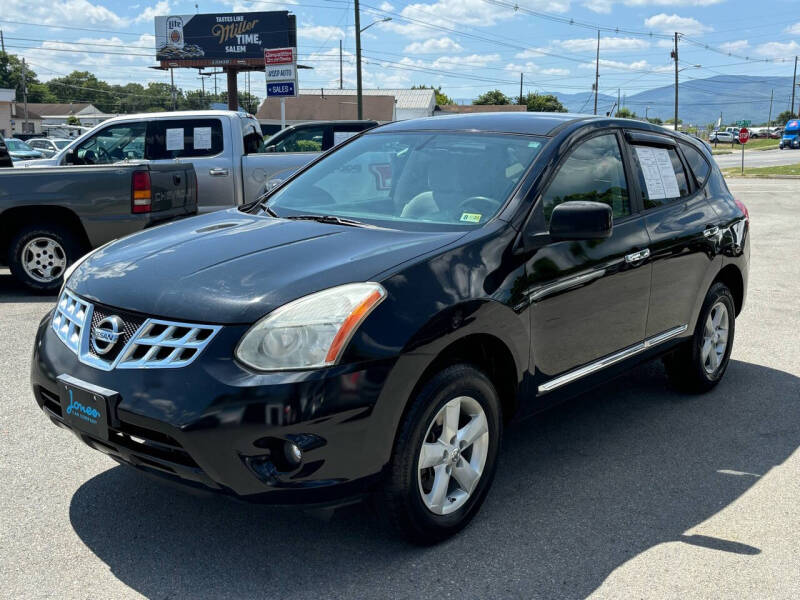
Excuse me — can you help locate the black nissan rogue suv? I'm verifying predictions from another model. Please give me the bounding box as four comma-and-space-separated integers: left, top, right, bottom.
32, 113, 749, 544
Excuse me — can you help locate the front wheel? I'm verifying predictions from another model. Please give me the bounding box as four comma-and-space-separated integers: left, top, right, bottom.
664, 282, 736, 393
381, 364, 502, 545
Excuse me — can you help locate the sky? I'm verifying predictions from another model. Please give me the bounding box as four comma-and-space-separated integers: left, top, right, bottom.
3, 0, 800, 106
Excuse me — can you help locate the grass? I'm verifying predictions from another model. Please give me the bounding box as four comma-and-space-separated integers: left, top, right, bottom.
709, 138, 780, 153
722, 163, 800, 177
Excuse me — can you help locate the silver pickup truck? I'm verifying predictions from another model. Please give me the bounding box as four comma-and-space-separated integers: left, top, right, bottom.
0, 162, 197, 291
16, 111, 317, 213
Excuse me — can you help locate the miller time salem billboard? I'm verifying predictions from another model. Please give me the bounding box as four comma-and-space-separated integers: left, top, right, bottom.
154, 11, 296, 67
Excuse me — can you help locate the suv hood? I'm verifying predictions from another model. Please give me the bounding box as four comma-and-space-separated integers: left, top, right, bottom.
68, 209, 464, 324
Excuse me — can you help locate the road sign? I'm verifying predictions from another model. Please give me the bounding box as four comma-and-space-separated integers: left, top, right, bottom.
264, 47, 294, 65
267, 81, 296, 97
266, 64, 295, 81
739, 127, 750, 144
735, 120, 751, 127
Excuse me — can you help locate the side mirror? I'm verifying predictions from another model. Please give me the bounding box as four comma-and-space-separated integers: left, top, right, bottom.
264, 145, 276, 153
64, 149, 77, 165
549, 201, 613, 241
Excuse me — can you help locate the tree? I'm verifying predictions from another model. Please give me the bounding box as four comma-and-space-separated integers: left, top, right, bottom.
65, 115, 81, 126
524, 93, 567, 113
664, 117, 683, 125
0, 52, 51, 102
647, 116, 663, 125
412, 84, 454, 106
776, 110, 797, 125
473, 90, 510, 105
615, 107, 637, 119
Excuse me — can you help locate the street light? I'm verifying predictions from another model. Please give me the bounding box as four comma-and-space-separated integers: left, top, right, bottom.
354, 3, 392, 119
674, 64, 702, 130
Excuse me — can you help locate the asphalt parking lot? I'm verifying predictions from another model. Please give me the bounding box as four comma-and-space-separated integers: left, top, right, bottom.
1, 178, 798, 599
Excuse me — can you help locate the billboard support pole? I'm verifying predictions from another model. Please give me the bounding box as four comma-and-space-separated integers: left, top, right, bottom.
281, 98, 286, 130
227, 68, 237, 111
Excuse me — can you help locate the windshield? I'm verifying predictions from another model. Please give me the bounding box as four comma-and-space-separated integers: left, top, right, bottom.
264, 131, 545, 229
6, 139, 33, 151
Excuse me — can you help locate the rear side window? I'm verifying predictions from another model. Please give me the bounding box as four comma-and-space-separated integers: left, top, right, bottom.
146, 118, 224, 160
680, 142, 711, 185
542, 133, 631, 222
630, 145, 689, 209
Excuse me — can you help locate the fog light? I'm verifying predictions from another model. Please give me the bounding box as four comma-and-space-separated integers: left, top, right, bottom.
284, 441, 303, 466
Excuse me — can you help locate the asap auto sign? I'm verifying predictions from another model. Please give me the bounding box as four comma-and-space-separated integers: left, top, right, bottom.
154, 11, 296, 67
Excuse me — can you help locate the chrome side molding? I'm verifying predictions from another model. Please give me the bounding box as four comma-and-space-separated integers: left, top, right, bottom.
538, 324, 688, 393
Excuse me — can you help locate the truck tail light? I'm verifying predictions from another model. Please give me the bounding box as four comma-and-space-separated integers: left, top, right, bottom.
132, 171, 151, 213
734, 197, 749, 222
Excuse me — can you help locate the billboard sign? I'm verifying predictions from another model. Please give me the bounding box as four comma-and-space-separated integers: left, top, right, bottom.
265, 46, 297, 98
264, 47, 294, 65
155, 11, 296, 67
266, 64, 296, 82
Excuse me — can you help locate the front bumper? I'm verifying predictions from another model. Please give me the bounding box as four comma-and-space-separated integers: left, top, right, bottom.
31, 307, 398, 504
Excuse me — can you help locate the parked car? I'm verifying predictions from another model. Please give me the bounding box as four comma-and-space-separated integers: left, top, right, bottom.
26, 137, 72, 158
261, 120, 379, 153
31, 113, 749, 544
4, 138, 44, 161
14, 111, 319, 213
711, 130, 736, 144
779, 119, 800, 149
0, 138, 12, 168
0, 162, 197, 290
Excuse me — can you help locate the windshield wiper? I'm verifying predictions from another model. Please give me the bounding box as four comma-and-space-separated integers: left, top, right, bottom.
285, 214, 370, 228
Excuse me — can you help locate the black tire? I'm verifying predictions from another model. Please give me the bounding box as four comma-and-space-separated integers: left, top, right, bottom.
7, 223, 83, 293
664, 282, 736, 393
381, 364, 502, 545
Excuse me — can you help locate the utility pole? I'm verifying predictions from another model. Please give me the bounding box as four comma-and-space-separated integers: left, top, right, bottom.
519, 72, 523, 105
792, 56, 798, 116
593, 30, 600, 115
339, 40, 343, 89
768, 88, 773, 131
1, 29, 5, 54
170, 67, 176, 110
672, 32, 679, 130
21, 57, 29, 132
354, 0, 363, 119
616, 88, 620, 117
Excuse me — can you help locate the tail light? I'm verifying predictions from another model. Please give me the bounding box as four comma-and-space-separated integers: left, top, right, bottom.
734, 197, 749, 221
132, 171, 151, 213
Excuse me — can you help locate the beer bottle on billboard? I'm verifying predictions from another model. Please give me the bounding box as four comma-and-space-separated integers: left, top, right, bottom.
166, 16, 185, 49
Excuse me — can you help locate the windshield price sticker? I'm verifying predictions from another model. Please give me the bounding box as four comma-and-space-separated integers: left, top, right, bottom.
634, 146, 680, 200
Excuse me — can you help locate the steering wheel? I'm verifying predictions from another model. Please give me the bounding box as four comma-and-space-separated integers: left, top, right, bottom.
96, 147, 111, 163
456, 196, 501, 216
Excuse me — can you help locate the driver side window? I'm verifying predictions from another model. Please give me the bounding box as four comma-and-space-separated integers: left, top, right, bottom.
542, 133, 631, 223
73, 123, 146, 165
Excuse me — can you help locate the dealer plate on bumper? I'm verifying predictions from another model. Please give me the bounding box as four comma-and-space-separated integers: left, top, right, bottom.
57, 374, 119, 441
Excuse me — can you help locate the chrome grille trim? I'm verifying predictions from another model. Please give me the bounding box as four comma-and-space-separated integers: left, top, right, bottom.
51, 290, 220, 370
52, 289, 91, 354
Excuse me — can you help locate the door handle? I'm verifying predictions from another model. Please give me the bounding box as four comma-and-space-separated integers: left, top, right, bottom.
703, 226, 720, 238
209, 168, 230, 177
625, 248, 650, 264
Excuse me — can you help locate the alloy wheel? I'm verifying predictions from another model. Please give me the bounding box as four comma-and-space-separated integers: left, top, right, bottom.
701, 301, 729, 374
21, 237, 67, 283
417, 395, 489, 515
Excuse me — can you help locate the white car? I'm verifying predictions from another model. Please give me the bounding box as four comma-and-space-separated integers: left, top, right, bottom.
711, 131, 736, 143
26, 138, 72, 158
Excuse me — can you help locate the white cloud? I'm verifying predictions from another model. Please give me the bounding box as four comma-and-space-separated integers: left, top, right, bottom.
785, 22, 800, 35
580, 58, 673, 72
299, 25, 346, 41
718, 40, 749, 54
134, 1, 171, 25
556, 36, 650, 53
431, 54, 500, 68
403, 37, 463, 54
644, 13, 712, 35
505, 62, 570, 76
586, 0, 722, 11
385, 0, 569, 39
754, 41, 800, 58
3, 0, 130, 28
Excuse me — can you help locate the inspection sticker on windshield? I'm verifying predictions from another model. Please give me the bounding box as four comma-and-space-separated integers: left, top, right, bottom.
460, 213, 482, 223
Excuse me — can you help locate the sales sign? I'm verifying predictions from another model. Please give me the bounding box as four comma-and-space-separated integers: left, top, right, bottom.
267, 82, 296, 97
266, 65, 295, 81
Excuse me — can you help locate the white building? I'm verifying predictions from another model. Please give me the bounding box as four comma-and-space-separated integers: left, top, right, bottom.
298, 88, 436, 121
26, 103, 113, 129
0, 89, 14, 137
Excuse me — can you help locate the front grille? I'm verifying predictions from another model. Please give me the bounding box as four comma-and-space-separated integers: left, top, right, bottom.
51, 289, 221, 370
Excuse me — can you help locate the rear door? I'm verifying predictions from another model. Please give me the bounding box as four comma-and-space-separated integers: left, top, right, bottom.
624, 131, 722, 337
525, 130, 652, 388
145, 117, 233, 213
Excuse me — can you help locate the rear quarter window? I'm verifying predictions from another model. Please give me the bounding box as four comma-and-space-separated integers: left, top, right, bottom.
679, 142, 711, 186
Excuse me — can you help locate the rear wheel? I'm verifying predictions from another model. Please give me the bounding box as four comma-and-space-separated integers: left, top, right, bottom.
7, 224, 83, 292
381, 364, 502, 545
664, 282, 736, 393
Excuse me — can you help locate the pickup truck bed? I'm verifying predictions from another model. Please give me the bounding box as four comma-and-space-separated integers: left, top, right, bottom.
0, 161, 197, 291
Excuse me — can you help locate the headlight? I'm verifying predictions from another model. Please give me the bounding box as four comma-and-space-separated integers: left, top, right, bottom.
235, 283, 386, 371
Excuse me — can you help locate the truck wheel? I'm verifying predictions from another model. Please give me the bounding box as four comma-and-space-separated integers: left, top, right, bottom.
663, 282, 736, 393
7, 224, 82, 293
381, 364, 502, 545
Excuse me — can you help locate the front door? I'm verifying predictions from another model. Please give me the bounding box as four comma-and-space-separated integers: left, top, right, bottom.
145, 117, 234, 213
524, 131, 652, 386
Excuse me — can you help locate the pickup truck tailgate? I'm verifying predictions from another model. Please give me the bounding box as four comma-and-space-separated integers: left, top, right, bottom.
147, 163, 197, 213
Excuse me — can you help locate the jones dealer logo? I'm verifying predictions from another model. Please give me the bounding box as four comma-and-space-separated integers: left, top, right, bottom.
65, 389, 101, 425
